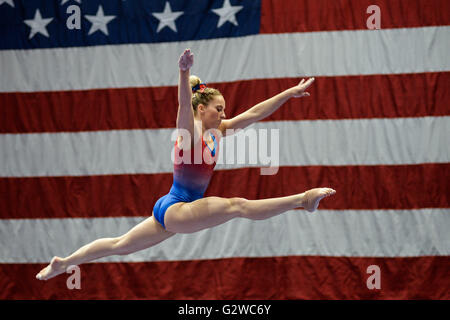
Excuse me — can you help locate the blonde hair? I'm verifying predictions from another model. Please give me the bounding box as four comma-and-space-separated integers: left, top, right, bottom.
189, 75, 222, 112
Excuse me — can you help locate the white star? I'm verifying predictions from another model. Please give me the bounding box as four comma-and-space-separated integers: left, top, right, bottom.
212, 0, 243, 28
0, 0, 14, 8
152, 2, 183, 33
24, 9, 53, 39
84, 5, 116, 36
61, 0, 81, 5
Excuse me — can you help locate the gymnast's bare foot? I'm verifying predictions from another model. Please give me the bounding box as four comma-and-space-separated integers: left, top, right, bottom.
300, 188, 336, 212
36, 256, 68, 281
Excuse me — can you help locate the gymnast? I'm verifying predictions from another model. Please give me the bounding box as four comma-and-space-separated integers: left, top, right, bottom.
36, 49, 336, 280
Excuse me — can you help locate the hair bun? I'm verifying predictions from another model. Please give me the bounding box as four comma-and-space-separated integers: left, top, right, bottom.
189, 75, 202, 91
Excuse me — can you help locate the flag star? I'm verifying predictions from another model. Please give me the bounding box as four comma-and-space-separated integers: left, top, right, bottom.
0, 0, 14, 7
61, 0, 81, 5
212, 0, 243, 28
24, 9, 53, 39
84, 5, 116, 36
152, 2, 183, 33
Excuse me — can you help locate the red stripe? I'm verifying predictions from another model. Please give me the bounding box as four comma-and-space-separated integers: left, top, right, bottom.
1, 72, 449, 134
260, 0, 450, 33
1, 256, 449, 299
1, 164, 448, 219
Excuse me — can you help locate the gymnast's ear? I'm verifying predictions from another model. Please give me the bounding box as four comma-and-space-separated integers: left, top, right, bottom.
197, 103, 207, 113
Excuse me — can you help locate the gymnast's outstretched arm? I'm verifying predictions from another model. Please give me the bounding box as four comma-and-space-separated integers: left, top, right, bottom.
218, 78, 315, 134
176, 48, 196, 144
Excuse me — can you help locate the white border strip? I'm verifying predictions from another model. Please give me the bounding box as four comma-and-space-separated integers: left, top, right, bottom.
1, 208, 449, 263
1, 27, 449, 92
1, 117, 448, 177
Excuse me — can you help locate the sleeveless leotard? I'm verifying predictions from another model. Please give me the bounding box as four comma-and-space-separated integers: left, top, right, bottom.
153, 132, 218, 229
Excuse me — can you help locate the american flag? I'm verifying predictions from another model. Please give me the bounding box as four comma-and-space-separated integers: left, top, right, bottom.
0, 0, 449, 299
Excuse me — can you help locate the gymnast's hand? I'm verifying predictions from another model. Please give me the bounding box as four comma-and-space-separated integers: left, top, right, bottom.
179, 48, 194, 71
290, 77, 315, 98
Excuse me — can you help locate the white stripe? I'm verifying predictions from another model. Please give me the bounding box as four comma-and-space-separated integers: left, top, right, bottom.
1, 117, 448, 177
1, 27, 449, 92
1, 209, 448, 263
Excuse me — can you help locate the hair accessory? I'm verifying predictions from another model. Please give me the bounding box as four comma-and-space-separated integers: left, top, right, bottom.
192, 83, 207, 93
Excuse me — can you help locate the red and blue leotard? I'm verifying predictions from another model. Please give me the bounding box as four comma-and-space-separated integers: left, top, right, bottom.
153, 132, 218, 229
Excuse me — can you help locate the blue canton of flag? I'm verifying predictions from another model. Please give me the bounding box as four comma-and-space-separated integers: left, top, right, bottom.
0, 0, 261, 50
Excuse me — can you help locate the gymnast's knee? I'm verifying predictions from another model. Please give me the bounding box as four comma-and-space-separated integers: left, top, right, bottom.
229, 197, 248, 217
112, 236, 133, 256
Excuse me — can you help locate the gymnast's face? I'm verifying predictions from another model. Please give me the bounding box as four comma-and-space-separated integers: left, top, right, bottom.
198, 95, 226, 129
